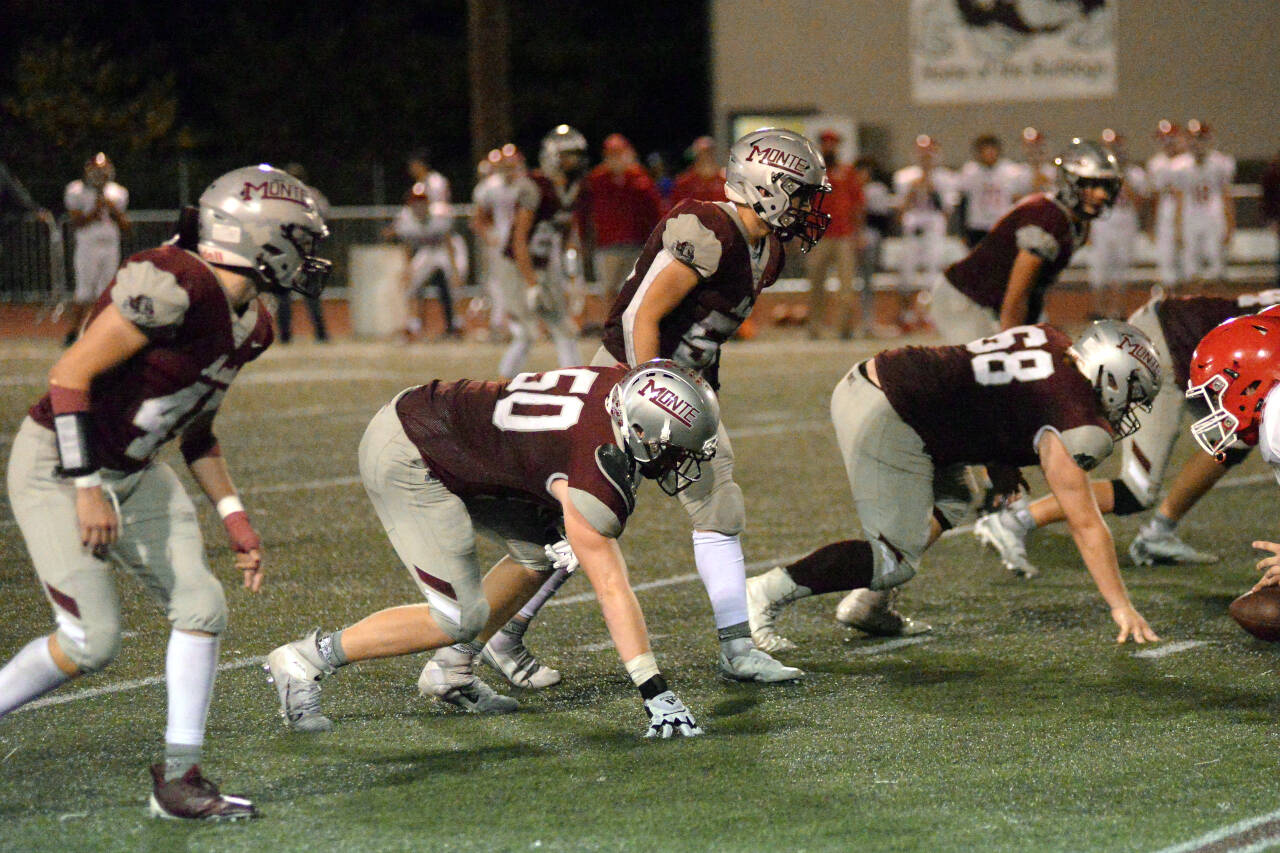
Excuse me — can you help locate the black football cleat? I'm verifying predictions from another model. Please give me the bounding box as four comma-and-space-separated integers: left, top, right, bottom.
148, 763, 259, 821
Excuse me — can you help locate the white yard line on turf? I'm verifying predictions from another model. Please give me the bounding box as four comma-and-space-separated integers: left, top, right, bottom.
1132, 640, 1210, 659
15, 656, 266, 713
1151, 806, 1280, 853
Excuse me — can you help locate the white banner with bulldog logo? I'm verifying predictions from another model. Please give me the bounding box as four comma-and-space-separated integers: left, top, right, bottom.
910, 0, 1116, 103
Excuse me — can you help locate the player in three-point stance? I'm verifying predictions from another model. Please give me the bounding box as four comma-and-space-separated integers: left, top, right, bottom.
267, 360, 716, 739
747, 321, 1162, 652
0, 165, 331, 820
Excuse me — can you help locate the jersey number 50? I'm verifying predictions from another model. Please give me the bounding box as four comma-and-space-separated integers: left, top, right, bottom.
492, 368, 600, 432
966, 325, 1054, 386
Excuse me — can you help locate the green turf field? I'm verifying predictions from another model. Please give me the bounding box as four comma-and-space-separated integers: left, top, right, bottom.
0, 335, 1277, 853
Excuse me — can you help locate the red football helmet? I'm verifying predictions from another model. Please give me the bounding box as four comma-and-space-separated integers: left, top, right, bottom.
1186, 315, 1280, 460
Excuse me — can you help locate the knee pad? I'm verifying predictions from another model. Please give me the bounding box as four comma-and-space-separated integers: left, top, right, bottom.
868, 536, 916, 591
685, 481, 745, 536
433, 598, 490, 643
1110, 479, 1152, 516
60, 623, 121, 674
169, 575, 228, 635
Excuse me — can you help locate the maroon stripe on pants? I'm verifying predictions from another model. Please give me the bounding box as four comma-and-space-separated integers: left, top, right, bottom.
414, 566, 457, 599
45, 583, 81, 618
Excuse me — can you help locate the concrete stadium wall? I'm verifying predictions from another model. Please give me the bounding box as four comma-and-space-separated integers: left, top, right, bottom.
711, 1, 1280, 168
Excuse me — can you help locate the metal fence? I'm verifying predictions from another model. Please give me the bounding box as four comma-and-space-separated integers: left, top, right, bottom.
1, 185, 1273, 304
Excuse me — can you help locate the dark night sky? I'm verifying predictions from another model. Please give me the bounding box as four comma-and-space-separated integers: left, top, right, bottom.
0, 0, 710, 207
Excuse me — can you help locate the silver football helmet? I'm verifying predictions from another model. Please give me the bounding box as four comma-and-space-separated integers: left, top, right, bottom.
1054, 139, 1123, 219
197, 164, 332, 298
606, 360, 720, 496
724, 127, 831, 252
1070, 320, 1161, 438
539, 125, 589, 180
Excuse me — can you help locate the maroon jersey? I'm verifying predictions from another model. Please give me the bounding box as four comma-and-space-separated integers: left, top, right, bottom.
395, 365, 636, 537
874, 324, 1114, 469
1157, 290, 1280, 389
601, 199, 784, 389
30, 246, 273, 473
503, 170, 586, 270
944, 194, 1085, 324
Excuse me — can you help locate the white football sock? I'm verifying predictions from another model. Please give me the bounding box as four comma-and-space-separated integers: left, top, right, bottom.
691, 531, 749, 631
0, 636, 71, 717
164, 629, 219, 748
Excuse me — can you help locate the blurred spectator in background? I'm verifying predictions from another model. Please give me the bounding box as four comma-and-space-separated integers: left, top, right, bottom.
275, 163, 331, 343
892, 134, 953, 332
471, 144, 525, 341
1263, 150, 1280, 285
1016, 127, 1056, 196
405, 147, 450, 205
587, 133, 662, 318
803, 129, 864, 339
1087, 129, 1147, 319
1175, 120, 1235, 285
670, 136, 727, 205
646, 151, 675, 212
1147, 120, 1185, 289
497, 124, 588, 379
854, 156, 894, 337
63, 153, 130, 346
957, 134, 1023, 247
384, 182, 463, 341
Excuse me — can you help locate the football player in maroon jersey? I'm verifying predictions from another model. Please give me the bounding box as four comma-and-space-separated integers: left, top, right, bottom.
975, 290, 1280, 576
267, 361, 717, 739
930, 139, 1123, 344
747, 321, 1163, 652
0, 165, 331, 820
466, 127, 831, 689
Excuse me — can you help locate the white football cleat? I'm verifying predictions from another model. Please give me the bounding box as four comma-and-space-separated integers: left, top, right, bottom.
481, 634, 562, 689
973, 509, 1040, 578
1128, 530, 1219, 566
835, 589, 932, 637
419, 649, 518, 714
265, 629, 334, 733
718, 637, 803, 682
746, 567, 806, 653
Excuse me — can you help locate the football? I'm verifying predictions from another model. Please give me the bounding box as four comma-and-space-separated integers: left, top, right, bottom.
1227, 587, 1280, 642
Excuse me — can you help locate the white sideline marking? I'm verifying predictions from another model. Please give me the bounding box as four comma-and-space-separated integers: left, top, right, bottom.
847, 636, 934, 656
1151, 805, 1280, 853
15, 656, 265, 714
1132, 640, 1210, 659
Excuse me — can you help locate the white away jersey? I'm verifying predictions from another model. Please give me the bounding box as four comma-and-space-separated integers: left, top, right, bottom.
64, 180, 128, 242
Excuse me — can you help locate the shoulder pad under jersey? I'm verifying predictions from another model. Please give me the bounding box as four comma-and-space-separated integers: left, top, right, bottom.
595, 443, 636, 516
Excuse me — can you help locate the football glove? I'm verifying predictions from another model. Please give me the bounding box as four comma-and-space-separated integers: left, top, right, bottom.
544, 538, 579, 574
643, 691, 703, 739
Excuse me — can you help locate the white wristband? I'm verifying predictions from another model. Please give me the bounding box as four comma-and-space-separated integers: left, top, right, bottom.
216, 495, 245, 519
74, 472, 103, 489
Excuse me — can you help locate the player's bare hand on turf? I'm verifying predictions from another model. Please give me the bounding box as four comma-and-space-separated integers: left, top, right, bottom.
1111, 605, 1159, 643
76, 485, 119, 551
643, 691, 703, 739
238, 548, 264, 592
1250, 541, 1280, 591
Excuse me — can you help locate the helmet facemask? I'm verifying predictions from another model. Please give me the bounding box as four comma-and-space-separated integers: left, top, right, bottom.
1186, 373, 1244, 460
1091, 362, 1153, 439
772, 179, 831, 252
258, 221, 333, 298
